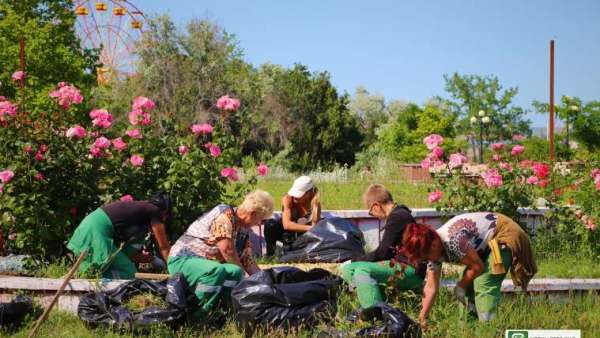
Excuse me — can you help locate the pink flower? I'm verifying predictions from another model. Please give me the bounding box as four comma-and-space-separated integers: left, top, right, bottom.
23, 145, 33, 154
120, 194, 134, 202
257, 163, 269, 176
11, 71, 25, 82
532, 162, 550, 179
431, 146, 444, 159
216, 95, 241, 111
512, 134, 526, 142
89, 147, 103, 158
49, 83, 83, 109
39, 144, 48, 153
492, 154, 502, 162
178, 145, 189, 155
94, 137, 111, 149
481, 169, 503, 187
132, 96, 155, 111
191, 123, 213, 135
538, 179, 549, 188
527, 176, 539, 185
112, 137, 127, 151
448, 153, 467, 169
498, 162, 513, 172
34, 152, 44, 162
420, 158, 432, 169
128, 109, 152, 126
220, 167, 239, 181
591, 169, 600, 182
0, 100, 17, 118
491, 143, 504, 151
89, 109, 113, 129
34, 172, 44, 181
596, 180, 600, 191
585, 219, 597, 231
126, 129, 142, 139
66, 125, 87, 139
130, 155, 144, 167
0, 170, 15, 183
511, 145, 525, 156
428, 190, 443, 204
423, 134, 444, 150
209, 144, 221, 157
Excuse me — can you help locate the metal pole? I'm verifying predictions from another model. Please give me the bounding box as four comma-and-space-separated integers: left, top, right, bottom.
549, 40, 555, 162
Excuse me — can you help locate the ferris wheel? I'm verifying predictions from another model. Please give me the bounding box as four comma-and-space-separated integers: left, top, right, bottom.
74, 0, 146, 84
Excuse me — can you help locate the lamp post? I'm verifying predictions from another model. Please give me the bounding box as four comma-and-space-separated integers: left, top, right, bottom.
470, 110, 491, 163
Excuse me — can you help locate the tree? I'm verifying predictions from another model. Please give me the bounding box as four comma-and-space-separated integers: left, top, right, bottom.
0, 0, 98, 106
533, 95, 583, 146
348, 87, 388, 145
441, 73, 531, 161
572, 101, 600, 150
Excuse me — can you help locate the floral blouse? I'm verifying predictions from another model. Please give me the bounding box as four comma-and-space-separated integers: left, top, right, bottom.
169, 204, 255, 270
428, 212, 498, 271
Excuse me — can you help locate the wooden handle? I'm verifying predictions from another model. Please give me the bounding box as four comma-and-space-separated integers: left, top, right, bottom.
28, 250, 87, 338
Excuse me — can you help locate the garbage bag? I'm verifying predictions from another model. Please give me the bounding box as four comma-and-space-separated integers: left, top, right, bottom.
355, 303, 421, 338
0, 295, 33, 328
279, 217, 365, 263
78, 273, 190, 329
231, 266, 342, 333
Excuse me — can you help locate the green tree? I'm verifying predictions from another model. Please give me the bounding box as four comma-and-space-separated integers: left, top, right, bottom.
533, 95, 583, 147
348, 87, 388, 145
572, 100, 600, 150
0, 0, 97, 107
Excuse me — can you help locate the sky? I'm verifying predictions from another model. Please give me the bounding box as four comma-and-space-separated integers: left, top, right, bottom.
137, 0, 600, 127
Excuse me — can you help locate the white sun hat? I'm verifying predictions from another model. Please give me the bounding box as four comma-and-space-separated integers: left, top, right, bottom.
287, 176, 314, 198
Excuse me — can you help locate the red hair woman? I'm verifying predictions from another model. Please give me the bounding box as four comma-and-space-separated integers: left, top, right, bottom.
400, 212, 536, 328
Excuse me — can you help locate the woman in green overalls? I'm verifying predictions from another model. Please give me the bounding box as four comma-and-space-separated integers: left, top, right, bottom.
67, 193, 172, 279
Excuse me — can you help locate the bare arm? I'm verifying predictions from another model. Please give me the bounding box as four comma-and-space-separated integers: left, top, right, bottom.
151, 221, 171, 262
457, 249, 485, 288
311, 200, 322, 226
419, 267, 441, 326
281, 196, 312, 232
216, 238, 244, 271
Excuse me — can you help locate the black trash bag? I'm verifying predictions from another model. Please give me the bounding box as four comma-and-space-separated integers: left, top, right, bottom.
279, 217, 365, 263
231, 266, 342, 334
0, 295, 33, 328
355, 303, 421, 338
78, 273, 189, 330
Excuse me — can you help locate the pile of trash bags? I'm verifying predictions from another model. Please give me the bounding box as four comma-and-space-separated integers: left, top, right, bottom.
0, 295, 33, 329
279, 217, 366, 263
78, 273, 190, 329
231, 266, 342, 334
352, 303, 421, 338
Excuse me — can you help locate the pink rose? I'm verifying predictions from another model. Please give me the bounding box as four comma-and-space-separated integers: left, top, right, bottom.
191, 123, 213, 135
498, 162, 513, 172
23, 145, 33, 154
538, 179, 549, 188
94, 137, 111, 149
591, 169, 600, 181
491, 143, 504, 151
428, 190, 443, 204
492, 154, 502, 162
112, 137, 127, 151
130, 155, 144, 167
448, 153, 467, 169
585, 219, 597, 231
11, 71, 25, 82
132, 96, 155, 111
126, 129, 142, 139
89, 147, 103, 158
66, 125, 87, 139
220, 167, 239, 181
596, 181, 600, 191
34, 152, 44, 162
257, 163, 269, 176
0, 100, 17, 118
128, 109, 143, 125
209, 144, 221, 157
431, 146, 444, 159
39, 144, 48, 153
420, 158, 432, 169
423, 134, 444, 150
49, 83, 83, 109
178, 145, 189, 155
0, 170, 15, 183
89, 109, 113, 129
481, 169, 503, 187
34, 172, 44, 181
511, 145, 525, 156
120, 194, 134, 202
216, 95, 241, 111
526, 176, 539, 185
532, 162, 550, 179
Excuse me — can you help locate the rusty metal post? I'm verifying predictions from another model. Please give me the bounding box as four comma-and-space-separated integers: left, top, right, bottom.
549, 40, 555, 163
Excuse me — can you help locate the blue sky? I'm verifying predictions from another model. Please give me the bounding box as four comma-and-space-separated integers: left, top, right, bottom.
138, 0, 600, 127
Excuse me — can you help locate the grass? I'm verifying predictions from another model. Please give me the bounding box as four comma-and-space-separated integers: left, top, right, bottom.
256, 178, 429, 210
3, 290, 599, 338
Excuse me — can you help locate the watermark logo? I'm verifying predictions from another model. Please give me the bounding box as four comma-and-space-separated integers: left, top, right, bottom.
506, 330, 580, 338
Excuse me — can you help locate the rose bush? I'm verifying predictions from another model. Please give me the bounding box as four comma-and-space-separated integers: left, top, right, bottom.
0, 82, 258, 256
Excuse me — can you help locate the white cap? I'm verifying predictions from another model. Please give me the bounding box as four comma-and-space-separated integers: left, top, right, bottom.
287, 176, 314, 198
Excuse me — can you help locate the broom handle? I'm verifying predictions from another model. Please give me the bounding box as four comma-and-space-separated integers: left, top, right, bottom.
28, 250, 88, 338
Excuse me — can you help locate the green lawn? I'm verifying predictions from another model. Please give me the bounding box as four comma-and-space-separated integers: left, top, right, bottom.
256, 178, 429, 210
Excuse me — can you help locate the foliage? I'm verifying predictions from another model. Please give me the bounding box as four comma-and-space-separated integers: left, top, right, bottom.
0, 0, 98, 107
0, 83, 254, 257
520, 136, 573, 162
572, 100, 600, 150
348, 86, 389, 145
